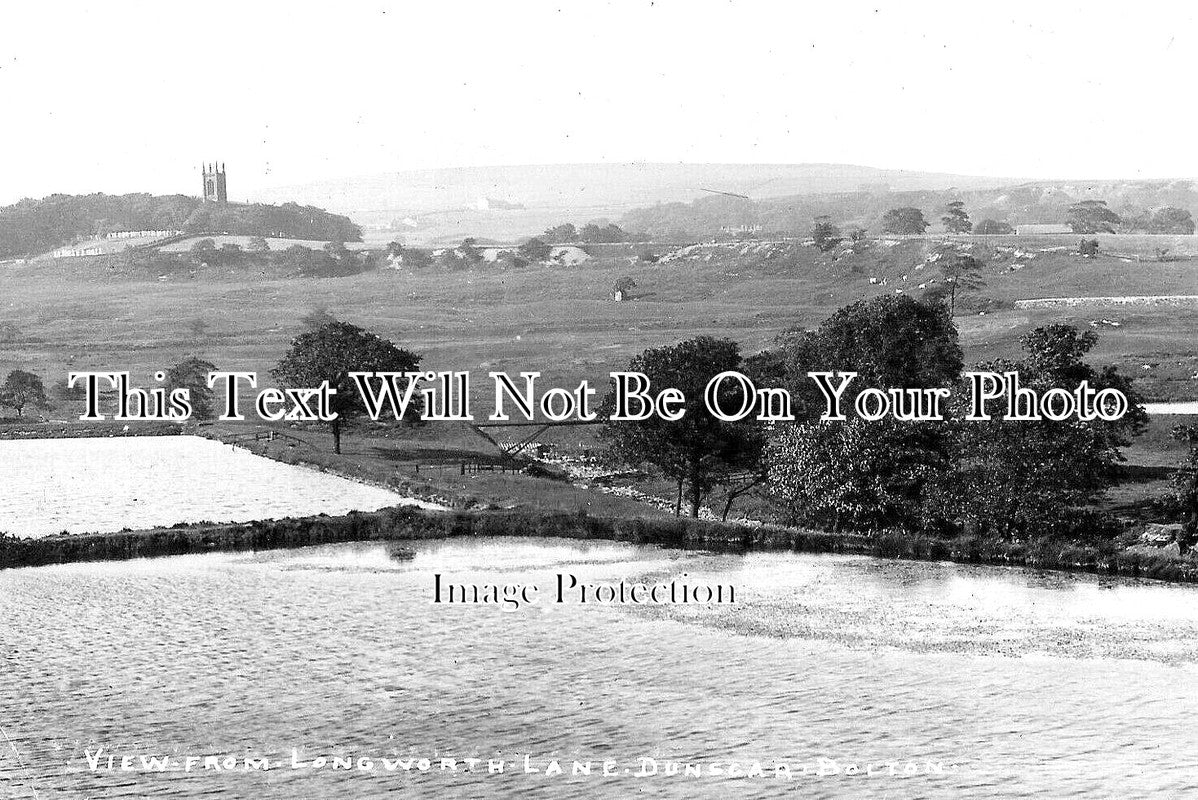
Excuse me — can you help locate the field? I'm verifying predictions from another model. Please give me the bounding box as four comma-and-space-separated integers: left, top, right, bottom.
0, 232, 1195, 519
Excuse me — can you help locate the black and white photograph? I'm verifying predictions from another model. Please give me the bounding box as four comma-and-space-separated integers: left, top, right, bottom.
2, 2, 1198, 797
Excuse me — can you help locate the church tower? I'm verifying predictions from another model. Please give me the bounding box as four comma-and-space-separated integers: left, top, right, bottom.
201, 162, 228, 203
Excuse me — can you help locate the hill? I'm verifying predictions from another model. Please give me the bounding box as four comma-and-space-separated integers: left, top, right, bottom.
620, 179, 1198, 239
0, 193, 362, 260
249, 163, 1019, 246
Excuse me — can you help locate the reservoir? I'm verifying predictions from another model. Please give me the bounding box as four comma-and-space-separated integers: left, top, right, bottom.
0, 436, 440, 538
3, 538, 1198, 798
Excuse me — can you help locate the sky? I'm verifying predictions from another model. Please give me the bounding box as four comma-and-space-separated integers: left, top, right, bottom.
0, 0, 1194, 204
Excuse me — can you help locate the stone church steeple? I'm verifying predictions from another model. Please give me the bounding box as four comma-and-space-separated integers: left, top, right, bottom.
202, 162, 227, 203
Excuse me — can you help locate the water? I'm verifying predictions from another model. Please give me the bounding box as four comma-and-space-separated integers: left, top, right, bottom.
1144, 401, 1198, 415
3, 538, 1198, 798
0, 436, 441, 538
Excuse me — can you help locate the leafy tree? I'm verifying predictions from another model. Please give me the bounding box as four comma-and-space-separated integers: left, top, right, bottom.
600, 336, 763, 518
928, 325, 1146, 538
810, 216, 843, 252
974, 219, 1014, 235
517, 237, 552, 261
272, 321, 422, 454
0, 370, 49, 418
769, 418, 949, 531
458, 238, 483, 264
246, 235, 270, 252
766, 297, 962, 528
579, 223, 628, 243
936, 252, 985, 315
881, 207, 929, 235
190, 238, 217, 253
612, 276, 636, 297
941, 201, 972, 234
1067, 200, 1121, 234
402, 248, 432, 269
1149, 207, 1196, 235
1172, 425, 1198, 552
779, 294, 962, 407
385, 241, 405, 259
544, 223, 578, 241
165, 357, 218, 420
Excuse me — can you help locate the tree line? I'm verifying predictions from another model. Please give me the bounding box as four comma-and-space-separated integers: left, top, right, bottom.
0, 193, 362, 259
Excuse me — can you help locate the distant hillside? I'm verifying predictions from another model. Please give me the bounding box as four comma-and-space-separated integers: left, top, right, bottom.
620, 179, 1198, 239
0, 193, 362, 259
250, 163, 1019, 245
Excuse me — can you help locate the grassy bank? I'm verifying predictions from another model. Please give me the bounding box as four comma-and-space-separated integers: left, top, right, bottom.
5, 504, 1198, 584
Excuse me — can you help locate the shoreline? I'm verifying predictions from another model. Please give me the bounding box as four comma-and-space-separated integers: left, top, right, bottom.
2, 425, 1194, 584
3, 504, 1197, 585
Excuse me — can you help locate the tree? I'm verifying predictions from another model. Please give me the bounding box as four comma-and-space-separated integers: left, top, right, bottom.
780, 295, 963, 407
458, 238, 483, 264
928, 325, 1146, 538
579, 222, 628, 243
190, 237, 217, 253
544, 223, 578, 241
881, 207, 929, 235
810, 216, 843, 252
1172, 425, 1198, 553
600, 336, 763, 518
271, 321, 422, 454
941, 201, 972, 234
518, 237, 552, 261
402, 248, 432, 269
385, 241, 405, 259
1067, 200, 1121, 234
1149, 207, 1196, 235
1, 370, 49, 418
974, 219, 1014, 235
612, 276, 636, 298
165, 357, 218, 420
246, 236, 270, 253
936, 252, 985, 316
768, 418, 949, 531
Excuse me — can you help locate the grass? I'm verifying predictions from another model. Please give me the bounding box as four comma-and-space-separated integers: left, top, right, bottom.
0, 232, 1194, 536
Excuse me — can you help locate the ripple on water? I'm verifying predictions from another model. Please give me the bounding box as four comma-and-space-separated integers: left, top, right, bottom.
4, 540, 1198, 799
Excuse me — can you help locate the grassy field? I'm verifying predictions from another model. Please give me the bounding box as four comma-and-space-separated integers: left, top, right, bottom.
3, 234, 1195, 400
0, 232, 1195, 530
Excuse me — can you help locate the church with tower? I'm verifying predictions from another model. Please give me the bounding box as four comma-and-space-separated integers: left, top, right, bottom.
201, 163, 227, 202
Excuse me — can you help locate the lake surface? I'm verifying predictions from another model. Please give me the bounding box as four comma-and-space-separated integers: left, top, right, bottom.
0, 436, 440, 538
3, 538, 1198, 798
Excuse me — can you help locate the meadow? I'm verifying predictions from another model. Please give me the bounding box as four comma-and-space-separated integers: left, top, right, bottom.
3, 234, 1195, 401
0, 232, 1195, 538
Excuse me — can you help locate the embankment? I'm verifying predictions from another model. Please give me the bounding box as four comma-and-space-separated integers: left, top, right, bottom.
4, 505, 1197, 584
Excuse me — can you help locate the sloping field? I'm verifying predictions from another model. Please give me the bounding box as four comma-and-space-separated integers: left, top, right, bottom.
1, 236, 1195, 408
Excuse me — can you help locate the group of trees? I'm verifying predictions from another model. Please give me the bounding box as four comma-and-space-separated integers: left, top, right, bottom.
1082, 202, 1196, 235
180, 238, 375, 278
543, 222, 635, 243
597, 294, 1146, 541
0, 193, 362, 260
